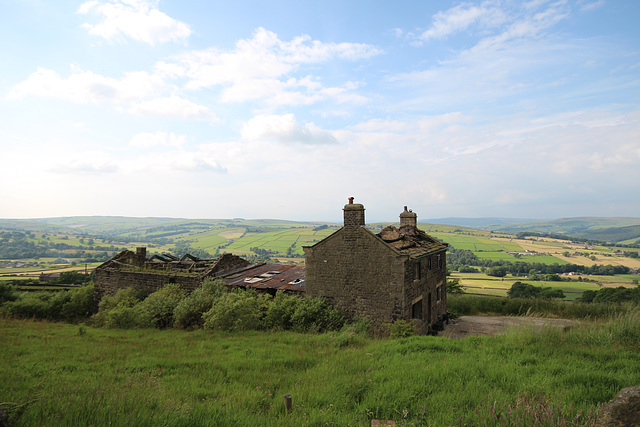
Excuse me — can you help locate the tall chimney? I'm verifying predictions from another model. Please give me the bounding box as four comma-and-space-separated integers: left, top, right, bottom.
343, 197, 365, 228
399, 206, 417, 228
136, 247, 147, 267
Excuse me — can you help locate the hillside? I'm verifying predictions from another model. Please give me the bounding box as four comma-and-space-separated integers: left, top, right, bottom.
452, 217, 640, 243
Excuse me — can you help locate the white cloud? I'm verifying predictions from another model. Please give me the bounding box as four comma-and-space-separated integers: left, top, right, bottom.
241, 113, 337, 145
77, 0, 191, 45
129, 131, 186, 148
415, 1, 571, 46
418, 2, 507, 42
130, 150, 226, 173
127, 96, 218, 121
158, 27, 381, 106
7, 66, 165, 104
48, 151, 119, 174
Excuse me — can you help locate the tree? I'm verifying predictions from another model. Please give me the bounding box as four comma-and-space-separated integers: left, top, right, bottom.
446, 278, 465, 294
486, 266, 507, 277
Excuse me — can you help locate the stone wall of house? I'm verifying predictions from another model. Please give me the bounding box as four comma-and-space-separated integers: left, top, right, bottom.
305, 201, 448, 333
304, 225, 407, 328
92, 251, 249, 312
404, 252, 448, 332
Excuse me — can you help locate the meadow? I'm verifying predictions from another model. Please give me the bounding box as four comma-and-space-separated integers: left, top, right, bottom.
1, 302, 639, 426
451, 272, 639, 300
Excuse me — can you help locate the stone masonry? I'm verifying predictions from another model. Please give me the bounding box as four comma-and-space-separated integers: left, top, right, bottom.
93, 248, 248, 311
303, 199, 448, 333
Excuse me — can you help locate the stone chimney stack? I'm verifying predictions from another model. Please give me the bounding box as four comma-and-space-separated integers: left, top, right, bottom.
343, 197, 365, 228
135, 247, 147, 267
399, 206, 417, 228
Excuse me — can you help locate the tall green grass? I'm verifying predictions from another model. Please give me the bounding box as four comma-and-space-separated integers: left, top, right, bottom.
448, 294, 633, 320
2, 307, 639, 426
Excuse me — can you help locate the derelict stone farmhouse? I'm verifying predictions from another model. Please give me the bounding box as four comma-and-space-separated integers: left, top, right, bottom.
304, 199, 448, 332
94, 199, 448, 332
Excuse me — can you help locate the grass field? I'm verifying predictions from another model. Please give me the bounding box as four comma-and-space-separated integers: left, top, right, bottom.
1, 312, 639, 426
450, 272, 638, 300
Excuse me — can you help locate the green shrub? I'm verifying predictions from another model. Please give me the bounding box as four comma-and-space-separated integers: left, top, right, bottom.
0, 292, 51, 319
264, 291, 300, 330
103, 304, 147, 329
289, 297, 344, 333
137, 283, 187, 329
174, 279, 226, 329
203, 290, 264, 331
0, 284, 17, 305
60, 285, 94, 321
387, 319, 417, 338
92, 287, 148, 327
0, 285, 94, 322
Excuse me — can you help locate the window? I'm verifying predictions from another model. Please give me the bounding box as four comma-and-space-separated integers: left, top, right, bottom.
412, 299, 423, 319
414, 261, 421, 280
427, 257, 432, 270
437, 254, 442, 270
436, 286, 442, 302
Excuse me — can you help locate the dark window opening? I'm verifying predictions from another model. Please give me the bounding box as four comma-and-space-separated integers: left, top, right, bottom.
412, 299, 422, 319
414, 261, 421, 280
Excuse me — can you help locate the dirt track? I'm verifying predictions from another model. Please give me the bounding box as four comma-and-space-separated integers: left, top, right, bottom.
440, 315, 577, 339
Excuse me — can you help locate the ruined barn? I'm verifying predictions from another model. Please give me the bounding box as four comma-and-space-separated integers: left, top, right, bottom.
93, 247, 305, 311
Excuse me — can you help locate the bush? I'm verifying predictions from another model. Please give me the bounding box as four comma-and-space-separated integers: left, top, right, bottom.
103, 304, 147, 329
203, 290, 264, 332
289, 297, 344, 333
92, 287, 148, 328
264, 291, 300, 330
137, 283, 187, 328
60, 285, 94, 320
0, 285, 94, 322
387, 319, 417, 338
0, 292, 51, 319
174, 279, 226, 329
0, 284, 17, 305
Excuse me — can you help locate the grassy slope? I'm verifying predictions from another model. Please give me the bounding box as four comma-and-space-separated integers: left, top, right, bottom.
1, 313, 639, 426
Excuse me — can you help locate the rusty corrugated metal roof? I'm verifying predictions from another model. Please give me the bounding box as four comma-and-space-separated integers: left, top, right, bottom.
218, 263, 305, 293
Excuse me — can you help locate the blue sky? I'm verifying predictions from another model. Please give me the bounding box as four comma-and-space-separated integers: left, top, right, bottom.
1, 0, 639, 223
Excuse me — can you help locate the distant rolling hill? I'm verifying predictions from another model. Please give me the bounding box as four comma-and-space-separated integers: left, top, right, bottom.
486, 217, 640, 243
424, 217, 542, 229
2, 215, 640, 244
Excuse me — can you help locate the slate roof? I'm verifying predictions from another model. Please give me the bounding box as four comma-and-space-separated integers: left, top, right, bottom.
377, 225, 447, 258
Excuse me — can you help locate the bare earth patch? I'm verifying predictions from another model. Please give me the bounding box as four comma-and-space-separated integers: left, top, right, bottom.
441, 315, 578, 339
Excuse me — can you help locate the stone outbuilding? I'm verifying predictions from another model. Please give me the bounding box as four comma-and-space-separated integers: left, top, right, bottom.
93, 248, 306, 311
303, 198, 448, 333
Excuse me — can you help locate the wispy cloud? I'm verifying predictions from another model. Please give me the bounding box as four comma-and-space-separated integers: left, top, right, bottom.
48, 151, 119, 174
7, 66, 165, 104
416, 1, 507, 43
242, 113, 337, 145
77, 0, 191, 45
127, 96, 218, 121
129, 131, 186, 149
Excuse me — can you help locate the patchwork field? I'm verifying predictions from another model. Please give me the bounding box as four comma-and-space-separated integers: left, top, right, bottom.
2, 218, 638, 289
453, 272, 639, 300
